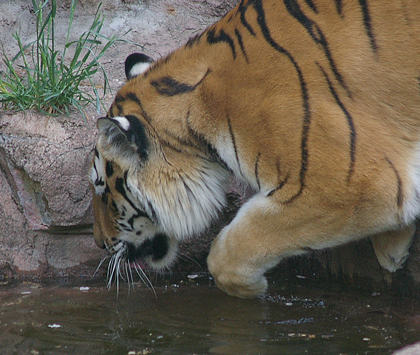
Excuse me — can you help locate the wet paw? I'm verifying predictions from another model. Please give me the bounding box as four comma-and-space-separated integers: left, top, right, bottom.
371, 223, 416, 272
213, 274, 268, 299
207, 225, 269, 298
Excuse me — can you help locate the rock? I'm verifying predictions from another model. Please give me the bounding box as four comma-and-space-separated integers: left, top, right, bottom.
0, 112, 95, 228
0, 109, 105, 278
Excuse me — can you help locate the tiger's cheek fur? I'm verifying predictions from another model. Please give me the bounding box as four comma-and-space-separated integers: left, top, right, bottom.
125, 158, 232, 240
91, 187, 118, 249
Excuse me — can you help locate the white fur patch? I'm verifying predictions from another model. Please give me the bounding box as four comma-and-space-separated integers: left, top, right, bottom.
129, 62, 152, 78
214, 133, 259, 190
215, 134, 243, 179
89, 150, 106, 195
113, 116, 130, 131
402, 142, 420, 224
127, 162, 231, 240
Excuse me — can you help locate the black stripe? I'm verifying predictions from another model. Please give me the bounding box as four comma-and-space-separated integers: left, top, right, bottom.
115, 93, 153, 124
186, 33, 202, 48
160, 139, 183, 153
227, 115, 242, 176
124, 115, 150, 160
268, 175, 289, 197
318, 64, 356, 182
114, 92, 145, 118
111, 200, 118, 213
267, 158, 290, 197
102, 185, 110, 204
118, 220, 133, 231
163, 128, 200, 151
147, 200, 158, 223
151, 69, 210, 97
95, 174, 105, 187
185, 111, 209, 150
116, 104, 123, 116
151, 77, 198, 96
127, 92, 142, 106
235, 28, 249, 63
93, 151, 105, 187
252, 0, 310, 202
108, 102, 118, 116
161, 128, 216, 164
254, 152, 262, 191
284, 0, 351, 97
238, 1, 256, 36
334, 0, 343, 16
358, 0, 377, 53
138, 99, 153, 124
304, 0, 318, 13
105, 161, 114, 177
106, 115, 149, 160
385, 157, 403, 208
127, 215, 137, 230
207, 28, 237, 59
186, 113, 227, 167
115, 177, 148, 218
161, 125, 218, 161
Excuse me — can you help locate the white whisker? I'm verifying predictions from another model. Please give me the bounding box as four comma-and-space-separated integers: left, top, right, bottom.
93, 255, 110, 278
128, 263, 135, 289
116, 259, 120, 295
133, 264, 157, 299
107, 254, 117, 290
103, 242, 159, 299
178, 252, 203, 270
115, 249, 125, 296
125, 262, 133, 293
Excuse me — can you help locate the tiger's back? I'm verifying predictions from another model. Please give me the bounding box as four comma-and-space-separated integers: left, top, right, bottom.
92, 0, 420, 298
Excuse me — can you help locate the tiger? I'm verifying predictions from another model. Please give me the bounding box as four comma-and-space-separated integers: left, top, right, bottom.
89, 0, 420, 298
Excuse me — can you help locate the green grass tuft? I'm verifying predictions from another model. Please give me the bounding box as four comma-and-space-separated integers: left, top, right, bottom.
0, 0, 123, 119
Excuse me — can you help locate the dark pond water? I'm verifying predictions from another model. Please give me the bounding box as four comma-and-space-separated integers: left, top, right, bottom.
1, 274, 419, 355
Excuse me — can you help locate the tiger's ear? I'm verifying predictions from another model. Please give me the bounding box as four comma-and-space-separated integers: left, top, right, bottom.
125, 53, 154, 80
96, 116, 149, 170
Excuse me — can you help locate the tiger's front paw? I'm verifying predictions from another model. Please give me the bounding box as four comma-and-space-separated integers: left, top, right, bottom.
207, 240, 268, 298
370, 223, 416, 272
211, 272, 268, 299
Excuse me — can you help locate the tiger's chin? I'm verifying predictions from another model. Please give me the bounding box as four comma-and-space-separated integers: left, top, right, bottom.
114, 233, 179, 272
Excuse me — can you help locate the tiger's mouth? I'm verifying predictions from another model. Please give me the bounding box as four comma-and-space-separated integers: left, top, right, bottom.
125, 233, 171, 268
108, 232, 179, 271
103, 229, 179, 293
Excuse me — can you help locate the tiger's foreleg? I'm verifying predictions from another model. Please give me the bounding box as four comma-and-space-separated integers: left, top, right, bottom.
207, 191, 416, 298
370, 223, 416, 273
207, 194, 330, 298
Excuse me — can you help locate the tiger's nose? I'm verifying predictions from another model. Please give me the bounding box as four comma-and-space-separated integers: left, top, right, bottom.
93, 223, 107, 249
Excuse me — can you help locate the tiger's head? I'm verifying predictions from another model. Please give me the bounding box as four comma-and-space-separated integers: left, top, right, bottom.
89, 53, 231, 275
89, 146, 180, 272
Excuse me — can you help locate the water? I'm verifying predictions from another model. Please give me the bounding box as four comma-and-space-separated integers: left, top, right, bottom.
1, 274, 419, 355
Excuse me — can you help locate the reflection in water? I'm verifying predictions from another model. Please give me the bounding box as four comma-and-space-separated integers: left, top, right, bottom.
0, 275, 419, 354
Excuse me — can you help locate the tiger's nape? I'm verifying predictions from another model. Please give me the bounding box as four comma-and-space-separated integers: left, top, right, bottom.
90, 0, 420, 298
